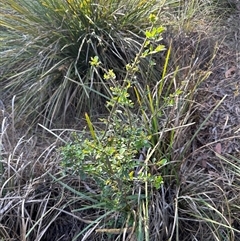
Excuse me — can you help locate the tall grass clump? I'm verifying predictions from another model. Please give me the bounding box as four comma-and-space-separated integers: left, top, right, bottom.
0, 0, 164, 127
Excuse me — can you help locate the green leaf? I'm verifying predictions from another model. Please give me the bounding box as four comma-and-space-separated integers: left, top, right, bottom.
89, 56, 101, 67
153, 175, 163, 189
149, 13, 158, 23
154, 44, 166, 52
157, 158, 168, 166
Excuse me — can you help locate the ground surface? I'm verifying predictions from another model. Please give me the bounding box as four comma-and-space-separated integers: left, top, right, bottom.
195, 9, 240, 163
182, 7, 240, 238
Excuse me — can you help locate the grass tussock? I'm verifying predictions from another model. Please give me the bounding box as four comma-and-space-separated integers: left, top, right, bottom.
1, 0, 240, 241
0, 0, 165, 127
